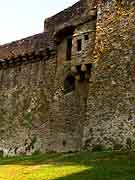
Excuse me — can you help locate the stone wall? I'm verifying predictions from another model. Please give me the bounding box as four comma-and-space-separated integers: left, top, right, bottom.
0, 54, 57, 156
0, 3, 91, 154
72, 19, 96, 66
83, 0, 135, 151
0, 29, 87, 155
0, 0, 135, 155
47, 31, 86, 152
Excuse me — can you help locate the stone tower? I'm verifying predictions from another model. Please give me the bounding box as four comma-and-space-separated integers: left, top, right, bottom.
82, 0, 135, 150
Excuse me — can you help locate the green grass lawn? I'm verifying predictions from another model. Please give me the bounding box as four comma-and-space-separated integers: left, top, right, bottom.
0, 151, 135, 180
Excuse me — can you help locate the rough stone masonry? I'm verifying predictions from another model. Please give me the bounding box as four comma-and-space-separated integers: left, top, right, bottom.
0, 0, 134, 156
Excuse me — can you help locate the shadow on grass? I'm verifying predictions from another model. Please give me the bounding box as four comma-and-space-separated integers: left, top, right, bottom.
52, 169, 94, 180
49, 151, 135, 180
0, 151, 135, 180
51, 169, 111, 180
51, 166, 135, 180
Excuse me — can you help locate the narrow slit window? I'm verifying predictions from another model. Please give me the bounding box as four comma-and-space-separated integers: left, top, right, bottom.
66, 37, 72, 60
84, 34, 89, 41
77, 39, 82, 51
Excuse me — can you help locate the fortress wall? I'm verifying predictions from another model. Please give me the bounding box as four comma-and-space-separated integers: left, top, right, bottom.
0, 50, 57, 156
1, 0, 135, 154
83, 0, 135, 150
0, 26, 87, 154
0, 1, 91, 155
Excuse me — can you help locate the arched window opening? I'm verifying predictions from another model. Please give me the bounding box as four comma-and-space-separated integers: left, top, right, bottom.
64, 75, 75, 95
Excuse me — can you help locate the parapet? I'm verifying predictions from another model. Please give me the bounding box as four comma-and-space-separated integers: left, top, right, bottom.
0, 32, 55, 60
0, 32, 56, 70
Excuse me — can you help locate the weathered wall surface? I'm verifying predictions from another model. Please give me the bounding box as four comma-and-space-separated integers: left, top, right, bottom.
1, 0, 135, 155
0, 10, 90, 154
83, 0, 135, 151
72, 19, 96, 66
0, 55, 57, 156
48, 33, 86, 152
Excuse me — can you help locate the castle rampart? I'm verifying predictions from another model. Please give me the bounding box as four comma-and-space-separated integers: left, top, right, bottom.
0, 0, 134, 156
